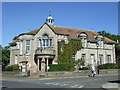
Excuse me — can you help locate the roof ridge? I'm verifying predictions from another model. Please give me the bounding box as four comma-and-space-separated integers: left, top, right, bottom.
54, 25, 98, 33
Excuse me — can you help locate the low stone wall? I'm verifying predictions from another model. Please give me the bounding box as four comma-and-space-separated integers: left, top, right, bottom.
99, 69, 118, 74
2, 69, 118, 78
46, 69, 118, 77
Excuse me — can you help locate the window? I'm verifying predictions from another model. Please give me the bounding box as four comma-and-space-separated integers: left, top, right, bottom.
82, 38, 87, 47
79, 32, 87, 47
107, 55, 111, 63
40, 39, 43, 48
91, 54, 95, 65
43, 39, 45, 47
81, 54, 86, 60
26, 40, 30, 54
50, 39, 52, 47
81, 54, 85, 66
61, 40, 64, 52
40, 34, 50, 48
99, 54, 103, 65
98, 40, 103, 48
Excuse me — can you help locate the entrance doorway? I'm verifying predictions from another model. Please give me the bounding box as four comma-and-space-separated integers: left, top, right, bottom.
34, 56, 54, 72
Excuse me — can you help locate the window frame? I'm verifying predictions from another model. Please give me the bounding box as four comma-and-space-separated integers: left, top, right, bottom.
25, 40, 31, 55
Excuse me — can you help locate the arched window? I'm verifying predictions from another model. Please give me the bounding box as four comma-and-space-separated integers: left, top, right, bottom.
39, 34, 52, 48
95, 35, 104, 48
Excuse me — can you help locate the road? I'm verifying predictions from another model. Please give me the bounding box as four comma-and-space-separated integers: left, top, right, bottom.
2, 75, 118, 88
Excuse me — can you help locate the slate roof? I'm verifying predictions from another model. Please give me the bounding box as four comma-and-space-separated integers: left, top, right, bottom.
9, 23, 116, 44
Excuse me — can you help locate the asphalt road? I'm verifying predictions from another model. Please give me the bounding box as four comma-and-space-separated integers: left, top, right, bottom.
2, 75, 118, 88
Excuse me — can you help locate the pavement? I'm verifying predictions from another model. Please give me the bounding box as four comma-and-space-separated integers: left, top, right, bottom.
101, 83, 119, 89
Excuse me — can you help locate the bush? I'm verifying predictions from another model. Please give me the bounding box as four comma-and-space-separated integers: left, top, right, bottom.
98, 63, 118, 69
48, 64, 75, 72
4, 65, 13, 71
79, 67, 90, 70
4, 64, 19, 71
12, 64, 19, 71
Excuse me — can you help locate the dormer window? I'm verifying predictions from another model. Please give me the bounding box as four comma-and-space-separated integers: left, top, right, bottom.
78, 32, 88, 47
96, 35, 104, 48
98, 40, 104, 48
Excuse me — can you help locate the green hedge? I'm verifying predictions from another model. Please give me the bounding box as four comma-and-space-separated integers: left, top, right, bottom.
98, 63, 118, 69
5, 64, 19, 71
48, 64, 75, 72
79, 67, 90, 70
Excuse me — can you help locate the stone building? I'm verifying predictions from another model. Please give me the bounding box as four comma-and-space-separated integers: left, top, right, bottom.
9, 15, 116, 75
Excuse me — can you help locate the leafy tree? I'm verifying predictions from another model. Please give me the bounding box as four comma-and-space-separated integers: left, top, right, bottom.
98, 30, 120, 42
1, 45, 10, 70
13, 36, 18, 40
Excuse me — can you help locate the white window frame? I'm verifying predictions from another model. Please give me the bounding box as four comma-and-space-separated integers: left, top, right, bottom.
25, 40, 31, 55
81, 38, 87, 47
50, 39, 52, 47
107, 55, 111, 63
99, 54, 103, 65
98, 40, 104, 48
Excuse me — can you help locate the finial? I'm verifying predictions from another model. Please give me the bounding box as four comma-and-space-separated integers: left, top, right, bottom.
29, 25, 31, 31
49, 9, 52, 16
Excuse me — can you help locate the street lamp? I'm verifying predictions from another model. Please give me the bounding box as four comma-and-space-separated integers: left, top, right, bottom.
96, 42, 99, 74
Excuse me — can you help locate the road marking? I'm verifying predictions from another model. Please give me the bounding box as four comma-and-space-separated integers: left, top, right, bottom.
60, 83, 69, 86
70, 84, 79, 88
53, 83, 59, 85
45, 83, 51, 84
77, 85, 84, 88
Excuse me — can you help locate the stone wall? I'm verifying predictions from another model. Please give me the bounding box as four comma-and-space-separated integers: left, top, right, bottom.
2, 69, 118, 78
46, 69, 118, 77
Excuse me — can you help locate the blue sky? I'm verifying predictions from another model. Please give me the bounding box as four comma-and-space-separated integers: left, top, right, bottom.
2, 2, 118, 46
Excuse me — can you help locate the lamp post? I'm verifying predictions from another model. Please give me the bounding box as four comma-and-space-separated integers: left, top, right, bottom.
96, 42, 99, 74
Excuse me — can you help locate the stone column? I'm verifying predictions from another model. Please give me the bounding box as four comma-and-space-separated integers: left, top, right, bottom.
40, 57, 46, 77
37, 58, 39, 71
47, 58, 49, 72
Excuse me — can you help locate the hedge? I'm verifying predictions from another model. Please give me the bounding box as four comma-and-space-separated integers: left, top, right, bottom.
79, 67, 90, 70
4, 64, 19, 71
48, 64, 75, 72
98, 63, 118, 69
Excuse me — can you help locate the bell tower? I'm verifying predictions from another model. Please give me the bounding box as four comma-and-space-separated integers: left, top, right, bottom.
46, 9, 54, 25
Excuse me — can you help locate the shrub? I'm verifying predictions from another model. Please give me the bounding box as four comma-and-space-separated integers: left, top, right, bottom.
12, 64, 19, 71
48, 64, 75, 72
98, 63, 118, 69
4, 65, 13, 71
4, 64, 19, 71
79, 67, 90, 70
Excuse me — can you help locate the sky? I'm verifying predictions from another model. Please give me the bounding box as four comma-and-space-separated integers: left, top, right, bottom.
2, 2, 118, 47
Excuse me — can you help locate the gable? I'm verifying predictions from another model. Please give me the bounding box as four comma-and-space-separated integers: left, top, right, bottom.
35, 23, 56, 38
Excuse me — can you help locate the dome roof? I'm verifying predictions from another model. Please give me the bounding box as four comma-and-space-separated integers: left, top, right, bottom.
47, 16, 54, 19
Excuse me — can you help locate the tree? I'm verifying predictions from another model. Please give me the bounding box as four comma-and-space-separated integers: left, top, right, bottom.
13, 36, 18, 40
98, 30, 120, 42
1, 45, 10, 70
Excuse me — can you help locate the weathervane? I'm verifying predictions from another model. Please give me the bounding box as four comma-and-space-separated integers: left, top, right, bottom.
49, 9, 52, 16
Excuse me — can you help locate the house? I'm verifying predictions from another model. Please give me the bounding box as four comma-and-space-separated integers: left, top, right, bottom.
9, 15, 116, 75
